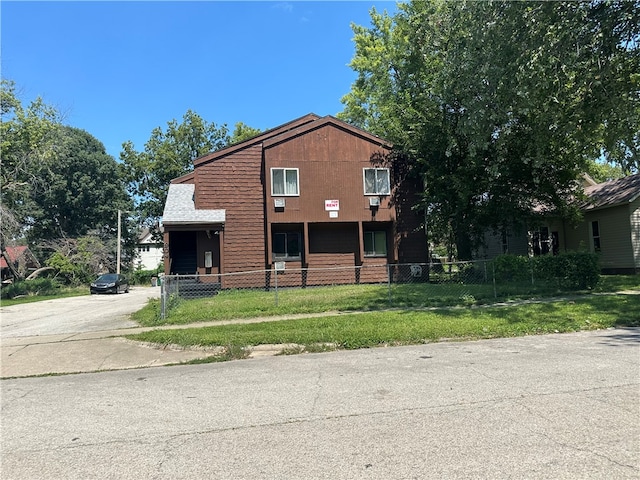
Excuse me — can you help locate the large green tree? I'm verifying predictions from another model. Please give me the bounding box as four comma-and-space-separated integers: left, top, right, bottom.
1, 81, 135, 275
27, 126, 132, 243
340, 0, 639, 259
229, 121, 262, 145
120, 110, 232, 224
1, 79, 63, 247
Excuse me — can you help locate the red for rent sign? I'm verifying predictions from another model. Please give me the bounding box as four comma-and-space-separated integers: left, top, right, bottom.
324, 199, 340, 211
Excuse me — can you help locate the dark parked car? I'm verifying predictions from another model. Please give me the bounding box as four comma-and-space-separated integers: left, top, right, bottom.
90, 273, 129, 294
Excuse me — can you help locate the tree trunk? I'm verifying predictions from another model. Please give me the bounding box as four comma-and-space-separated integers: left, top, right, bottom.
455, 229, 474, 261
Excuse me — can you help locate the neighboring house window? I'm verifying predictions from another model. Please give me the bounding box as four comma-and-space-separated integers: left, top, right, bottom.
364, 231, 387, 257
532, 227, 550, 256
501, 231, 509, 254
363, 168, 390, 195
551, 231, 560, 255
273, 232, 301, 260
271, 168, 299, 196
591, 221, 601, 252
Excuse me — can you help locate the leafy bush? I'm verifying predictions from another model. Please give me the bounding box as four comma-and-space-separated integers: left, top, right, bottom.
492, 254, 532, 282
45, 252, 90, 285
493, 253, 600, 290
130, 266, 163, 286
451, 262, 488, 284
556, 252, 600, 290
532, 254, 558, 280
1, 278, 62, 299
44, 234, 116, 286
532, 252, 600, 289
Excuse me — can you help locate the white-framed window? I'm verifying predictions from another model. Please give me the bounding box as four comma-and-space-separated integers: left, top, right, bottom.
363, 168, 390, 195
271, 168, 299, 196
273, 232, 302, 260
364, 230, 387, 257
532, 227, 550, 256
591, 221, 601, 252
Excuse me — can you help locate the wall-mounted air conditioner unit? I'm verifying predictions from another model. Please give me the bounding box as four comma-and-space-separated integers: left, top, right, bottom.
274, 198, 286, 208
369, 197, 380, 207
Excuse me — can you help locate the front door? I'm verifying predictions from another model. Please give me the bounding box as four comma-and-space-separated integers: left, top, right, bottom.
169, 231, 197, 274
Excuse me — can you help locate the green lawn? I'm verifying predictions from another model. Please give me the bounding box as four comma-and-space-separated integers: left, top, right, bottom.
128, 294, 640, 360
133, 274, 640, 326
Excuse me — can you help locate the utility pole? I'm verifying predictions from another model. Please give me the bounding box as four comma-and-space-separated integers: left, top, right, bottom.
116, 209, 122, 274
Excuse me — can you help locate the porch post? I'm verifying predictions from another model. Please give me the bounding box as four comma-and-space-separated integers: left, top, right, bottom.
303, 221, 309, 267
163, 230, 170, 275
218, 229, 225, 274
357, 221, 364, 265
266, 223, 273, 267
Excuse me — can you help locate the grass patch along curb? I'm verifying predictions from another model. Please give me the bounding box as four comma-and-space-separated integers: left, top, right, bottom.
127, 293, 640, 362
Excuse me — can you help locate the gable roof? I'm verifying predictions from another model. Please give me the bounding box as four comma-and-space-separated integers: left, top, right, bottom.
162, 184, 226, 226
1, 246, 39, 269
583, 174, 640, 211
192, 113, 321, 169
188, 113, 391, 171
262, 115, 391, 150
138, 227, 154, 243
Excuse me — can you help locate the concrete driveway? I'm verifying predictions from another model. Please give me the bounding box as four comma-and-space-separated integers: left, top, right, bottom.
0, 286, 225, 378
0, 286, 160, 338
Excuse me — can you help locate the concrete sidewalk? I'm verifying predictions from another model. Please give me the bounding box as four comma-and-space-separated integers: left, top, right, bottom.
0, 311, 352, 378
3, 291, 638, 378
1, 330, 211, 378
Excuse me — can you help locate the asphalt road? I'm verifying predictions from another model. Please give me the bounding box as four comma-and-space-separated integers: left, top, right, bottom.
0, 286, 160, 338
2, 327, 638, 479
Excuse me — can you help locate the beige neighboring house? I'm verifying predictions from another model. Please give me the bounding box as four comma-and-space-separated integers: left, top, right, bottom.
478, 173, 640, 274
135, 228, 163, 271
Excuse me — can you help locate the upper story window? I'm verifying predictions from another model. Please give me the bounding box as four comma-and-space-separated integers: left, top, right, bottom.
363, 168, 390, 195
271, 168, 299, 196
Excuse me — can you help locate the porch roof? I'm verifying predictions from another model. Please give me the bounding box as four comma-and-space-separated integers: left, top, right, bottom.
162, 184, 225, 226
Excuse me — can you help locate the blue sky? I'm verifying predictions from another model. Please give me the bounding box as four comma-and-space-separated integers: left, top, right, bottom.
2, 1, 397, 159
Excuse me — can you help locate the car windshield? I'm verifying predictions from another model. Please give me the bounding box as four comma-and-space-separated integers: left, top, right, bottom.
97, 274, 119, 283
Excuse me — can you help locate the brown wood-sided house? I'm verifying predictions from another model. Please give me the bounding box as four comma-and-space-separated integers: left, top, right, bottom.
161, 114, 428, 287
478, 173, 640, 274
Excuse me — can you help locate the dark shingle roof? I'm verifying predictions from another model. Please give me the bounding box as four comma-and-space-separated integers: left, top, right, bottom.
583, 174, 640, 211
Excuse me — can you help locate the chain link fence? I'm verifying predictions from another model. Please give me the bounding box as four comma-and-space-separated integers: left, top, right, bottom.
158, 258, 581, 319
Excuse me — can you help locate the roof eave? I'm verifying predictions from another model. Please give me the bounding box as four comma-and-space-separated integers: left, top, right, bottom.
262, 115, 392, 150
192, 113, 321, 167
